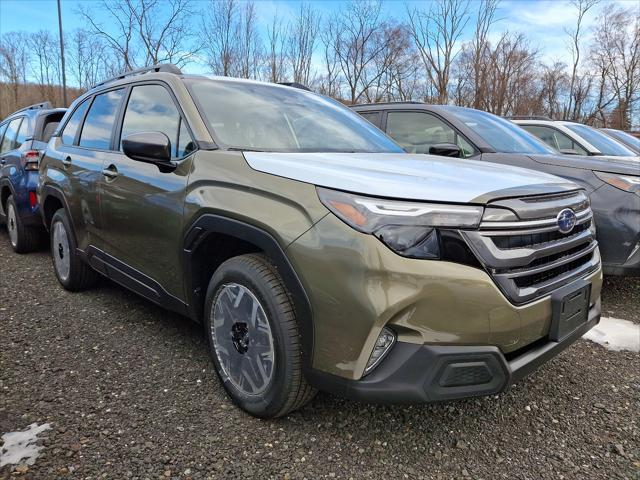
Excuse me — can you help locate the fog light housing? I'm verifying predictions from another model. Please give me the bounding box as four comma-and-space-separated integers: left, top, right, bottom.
364, 327, 396, 375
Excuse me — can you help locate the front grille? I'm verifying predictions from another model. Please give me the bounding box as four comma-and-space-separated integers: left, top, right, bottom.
513, 250, 595, 288
462, 190, 600, 304
491, 222, 590, 250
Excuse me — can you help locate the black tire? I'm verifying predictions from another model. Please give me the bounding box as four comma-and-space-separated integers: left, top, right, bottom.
5, 195, 41, 254
204, 253, 316, 418
50, 208, 99, 291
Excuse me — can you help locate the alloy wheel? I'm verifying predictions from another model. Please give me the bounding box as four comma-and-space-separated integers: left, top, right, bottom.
52, 221, 71, 282
210, 283, 275, 396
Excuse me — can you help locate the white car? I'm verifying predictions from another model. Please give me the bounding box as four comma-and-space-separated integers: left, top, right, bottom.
511, 117, 639, 161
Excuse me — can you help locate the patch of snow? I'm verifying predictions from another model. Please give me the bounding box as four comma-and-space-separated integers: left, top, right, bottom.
583, 317, 640, 352
0, 422, 51, 467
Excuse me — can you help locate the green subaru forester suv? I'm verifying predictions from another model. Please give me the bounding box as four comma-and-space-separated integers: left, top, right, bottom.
38, 65, 602, 418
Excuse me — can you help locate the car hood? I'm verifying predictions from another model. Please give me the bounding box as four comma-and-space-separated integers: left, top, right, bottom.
243, 152, 579, 204
528, 153, 640, 175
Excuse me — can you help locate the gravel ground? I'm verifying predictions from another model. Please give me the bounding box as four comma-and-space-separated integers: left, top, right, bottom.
1, 231, 638, 480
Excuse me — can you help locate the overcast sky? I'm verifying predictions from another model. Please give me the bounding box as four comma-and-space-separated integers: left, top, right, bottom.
0, 0, 636, 70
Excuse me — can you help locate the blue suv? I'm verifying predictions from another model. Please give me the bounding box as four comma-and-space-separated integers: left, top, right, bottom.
0, 102, 66, 252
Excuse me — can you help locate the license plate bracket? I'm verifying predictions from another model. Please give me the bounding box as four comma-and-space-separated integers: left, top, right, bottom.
549, 280, 591, 342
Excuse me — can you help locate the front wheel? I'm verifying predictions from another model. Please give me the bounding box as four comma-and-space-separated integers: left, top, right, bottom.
204, 253, 316, 418
50, 208, 99, 291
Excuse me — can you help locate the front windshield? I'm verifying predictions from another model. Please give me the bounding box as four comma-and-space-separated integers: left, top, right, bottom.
602, 128, 640, 153
445, 107, 556, 154
565, 124, 637, 157
187, 79, 403, 153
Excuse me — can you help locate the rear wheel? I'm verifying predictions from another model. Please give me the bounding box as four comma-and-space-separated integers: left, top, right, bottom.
204, 253, 316, 418
6, 195, 39, 253
50, 208, 99, 291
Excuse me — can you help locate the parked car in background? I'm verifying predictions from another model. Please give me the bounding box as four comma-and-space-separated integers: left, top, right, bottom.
39, 65, 602, 417
0, 102, 66, 252
600, 128, 640, 154
351, 103, 640, 276
511, 117, 639, 160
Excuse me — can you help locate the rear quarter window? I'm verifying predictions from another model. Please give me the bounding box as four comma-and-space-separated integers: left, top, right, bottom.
62, 101, 90, 145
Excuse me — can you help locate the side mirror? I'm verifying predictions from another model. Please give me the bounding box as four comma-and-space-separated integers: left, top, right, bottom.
559, 148, 579, 155
122, 132, 174, 170
428, 143, 462, 158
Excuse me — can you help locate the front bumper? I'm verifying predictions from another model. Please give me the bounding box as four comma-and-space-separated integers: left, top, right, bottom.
590, 183, 640, 276
308, 300, 600, 403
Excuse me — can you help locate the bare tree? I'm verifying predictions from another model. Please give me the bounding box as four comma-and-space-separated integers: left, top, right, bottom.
470, 0, 499, 108
485, 33, 539, 116
67, 29, 114, 89
590, 6, 640, 129
0, 32, 30, 109
407, 0, 471, 103
539, 62, 569, 118
326, 0, 393, 103
564, 0, 600, 120
79, 0, 197, 71
288, 3, 321, 85
29, 30, 60, 99
265, 12, 288, 83
236, 1, 262, 79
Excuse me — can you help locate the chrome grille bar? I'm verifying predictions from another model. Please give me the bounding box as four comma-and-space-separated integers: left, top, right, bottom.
461, 192, 599, 304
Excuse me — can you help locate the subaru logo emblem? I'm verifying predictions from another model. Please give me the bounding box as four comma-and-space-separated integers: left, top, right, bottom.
557, 208, 577, 234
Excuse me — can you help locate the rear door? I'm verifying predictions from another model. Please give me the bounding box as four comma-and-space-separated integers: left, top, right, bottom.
99, 82, 195, 301
45, 88, 126, 250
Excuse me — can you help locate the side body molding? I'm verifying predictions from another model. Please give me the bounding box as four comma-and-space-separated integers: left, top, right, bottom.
183, 214, 315, 370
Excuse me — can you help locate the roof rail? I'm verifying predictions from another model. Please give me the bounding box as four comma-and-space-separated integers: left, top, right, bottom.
508, 115, 553, 121
92, 63, 182, 89
350, 101, 425, 107
10, 101, 52, 116
278, 82, 312, 91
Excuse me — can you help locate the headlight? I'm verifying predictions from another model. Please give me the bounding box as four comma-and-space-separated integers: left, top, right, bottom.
317, 187, 483, 259
594, 171, 640, 196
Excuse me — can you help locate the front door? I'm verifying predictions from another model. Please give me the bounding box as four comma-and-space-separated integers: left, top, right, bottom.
99, 83, 196, 301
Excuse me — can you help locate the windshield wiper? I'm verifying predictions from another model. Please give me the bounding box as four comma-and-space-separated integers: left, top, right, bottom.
226, 147, 265, 152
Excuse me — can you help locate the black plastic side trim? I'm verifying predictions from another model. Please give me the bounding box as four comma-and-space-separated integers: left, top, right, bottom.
85, 246, 189, 317
183, 214, 314, 370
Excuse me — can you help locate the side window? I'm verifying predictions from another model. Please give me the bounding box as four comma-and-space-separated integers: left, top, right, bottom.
79, 89, 125, 149
552, 130, 588, 155
176, 118, 195, 158
0, 118, 22, 153
522, 125, 588, 155
0, 123, 9, 152
14, 118, 29, 149
62, 100, 90, 145
386, 111, 475, 157
358, 111, 381, 128
120, 84, 193, 158
520, 125, 559, 149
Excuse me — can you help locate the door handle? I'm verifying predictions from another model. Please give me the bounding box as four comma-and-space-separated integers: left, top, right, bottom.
102, 165, 118, 179
62, 156, 72, 167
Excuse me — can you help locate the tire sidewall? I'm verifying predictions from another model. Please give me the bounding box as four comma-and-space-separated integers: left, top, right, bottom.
204, 260, 296, 418
6, 195, 22, 250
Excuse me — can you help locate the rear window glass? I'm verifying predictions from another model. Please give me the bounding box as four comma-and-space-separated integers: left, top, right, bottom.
79, 89, 125, 150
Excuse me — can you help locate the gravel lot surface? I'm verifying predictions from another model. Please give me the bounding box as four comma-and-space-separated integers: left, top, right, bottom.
1, 231, 638, 480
